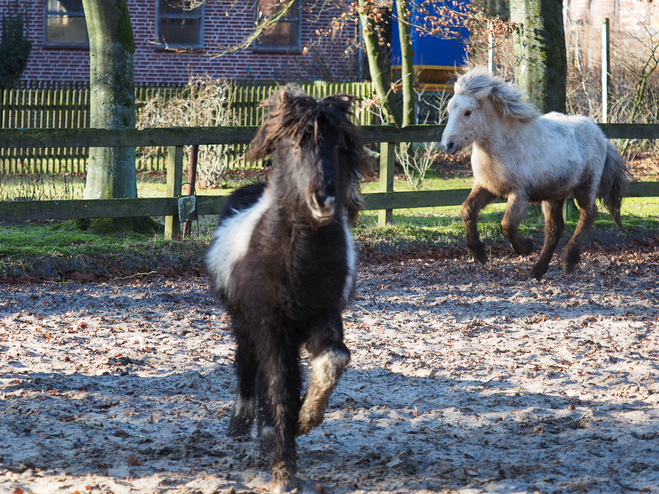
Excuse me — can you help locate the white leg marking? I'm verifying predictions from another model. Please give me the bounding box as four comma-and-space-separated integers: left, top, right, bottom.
298, 349, 350, 435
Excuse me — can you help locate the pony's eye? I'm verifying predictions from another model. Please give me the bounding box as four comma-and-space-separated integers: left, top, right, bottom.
465, 110, 472, 117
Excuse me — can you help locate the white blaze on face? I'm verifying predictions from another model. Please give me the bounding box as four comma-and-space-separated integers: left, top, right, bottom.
440, 96, 461, 150
206, 189, 273, 298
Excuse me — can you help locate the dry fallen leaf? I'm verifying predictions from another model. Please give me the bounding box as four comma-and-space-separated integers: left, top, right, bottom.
127, 454, 143, 466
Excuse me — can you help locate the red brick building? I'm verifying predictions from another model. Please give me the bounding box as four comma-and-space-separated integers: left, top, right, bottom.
3, 0, 360, 84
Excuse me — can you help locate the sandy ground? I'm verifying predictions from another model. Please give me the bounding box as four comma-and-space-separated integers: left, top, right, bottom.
1, 247, 658, 494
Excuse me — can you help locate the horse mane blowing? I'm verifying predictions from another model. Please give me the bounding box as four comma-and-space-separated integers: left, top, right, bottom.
455, 67, 541, 122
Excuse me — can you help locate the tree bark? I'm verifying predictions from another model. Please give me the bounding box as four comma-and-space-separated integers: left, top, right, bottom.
395, 0, 415, 127
511, 0, 567, 114
81, 0, 137, 201
357, 0, 402, 126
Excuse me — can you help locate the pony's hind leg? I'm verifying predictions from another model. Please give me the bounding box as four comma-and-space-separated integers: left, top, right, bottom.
563, 195, 597, 274
298, 317, 350, 436
228, 332, 258, 438
530, 199, 565, 280
501, 192, 534, 256
462, 186, 495, 264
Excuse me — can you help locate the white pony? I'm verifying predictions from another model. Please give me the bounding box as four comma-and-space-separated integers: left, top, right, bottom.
441, 67, 630, 279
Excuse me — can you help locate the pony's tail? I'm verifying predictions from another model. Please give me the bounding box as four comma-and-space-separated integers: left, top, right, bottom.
598, 142, 630, 229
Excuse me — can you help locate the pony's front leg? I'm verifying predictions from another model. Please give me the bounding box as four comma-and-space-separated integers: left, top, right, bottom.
501, 193, 534, 256
260, 339, 302, 493
461, 186, 495, 264
298, 316, 350, 436
228, 331, 258, 438
530, 199, 565, 280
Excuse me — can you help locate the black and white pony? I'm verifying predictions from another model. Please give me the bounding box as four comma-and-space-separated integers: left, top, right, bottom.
441, 67, 630, 279
206, 89, 366, 492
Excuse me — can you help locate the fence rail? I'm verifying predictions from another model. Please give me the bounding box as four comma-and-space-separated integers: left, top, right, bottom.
0, 81, 373, 174
0, 124, 658, 238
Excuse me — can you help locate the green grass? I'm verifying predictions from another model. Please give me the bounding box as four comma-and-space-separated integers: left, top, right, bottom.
0, 222, 208, 279
1, 169, 658, 279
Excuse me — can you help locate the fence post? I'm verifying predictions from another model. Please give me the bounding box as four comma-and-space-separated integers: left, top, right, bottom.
378, 141, 395, 226
165, 145, 184, 240
602, 18, 610, 124
183, 144, 199, 238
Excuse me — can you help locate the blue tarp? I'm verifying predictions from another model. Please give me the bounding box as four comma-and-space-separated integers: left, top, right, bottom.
391, 1, 470, 67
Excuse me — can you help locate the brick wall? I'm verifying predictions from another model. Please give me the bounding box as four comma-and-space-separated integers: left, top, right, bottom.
2, 0, 359, 84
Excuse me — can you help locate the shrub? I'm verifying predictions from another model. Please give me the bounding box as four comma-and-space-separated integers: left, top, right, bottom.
136, 76, 240, 189
0, 0, 32, 88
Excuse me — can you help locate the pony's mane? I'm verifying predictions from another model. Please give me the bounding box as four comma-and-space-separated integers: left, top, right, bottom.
455, 67, 541, 121
246, 88, 367, 223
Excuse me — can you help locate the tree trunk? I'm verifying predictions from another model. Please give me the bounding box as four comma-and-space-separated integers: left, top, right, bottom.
81, 0, 137, 201
357, 0, 402, 126
511, 0, 567, 113
395, 0, 415, 127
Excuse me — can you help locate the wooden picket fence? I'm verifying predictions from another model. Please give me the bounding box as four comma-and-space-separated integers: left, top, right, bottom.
0, 81, 373, 175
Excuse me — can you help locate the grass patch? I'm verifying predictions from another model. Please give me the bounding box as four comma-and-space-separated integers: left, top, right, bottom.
0, 222, 208, 280
1, 168, 658, 280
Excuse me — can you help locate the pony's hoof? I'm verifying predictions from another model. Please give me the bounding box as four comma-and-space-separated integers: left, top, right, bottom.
270, 470, 299, 493
517, 239, 535, 256
228, 418, 253, 439
530, 268, 547, 280
562, 263, 576, 275
470, 248, 488, 265
297, 410, 323, 436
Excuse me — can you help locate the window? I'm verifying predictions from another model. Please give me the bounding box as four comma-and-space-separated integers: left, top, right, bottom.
44, 0, 88, 46
157, 0, 204, 49
254, 0, 301, 52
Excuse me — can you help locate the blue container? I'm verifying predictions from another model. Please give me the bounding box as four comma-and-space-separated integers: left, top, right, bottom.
390, 0, 470, 88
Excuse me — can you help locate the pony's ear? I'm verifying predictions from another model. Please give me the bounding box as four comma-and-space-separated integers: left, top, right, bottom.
261, 88, 292, 111
246, 121, 276, 162
322, 94, 353, 115
472, 86, 493, 106
246, 89, 294, 161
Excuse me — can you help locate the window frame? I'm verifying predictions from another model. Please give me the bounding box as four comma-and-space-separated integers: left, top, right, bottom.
155, 0, 205, 50
253, 0, 302, 53
43, 0, 89, 48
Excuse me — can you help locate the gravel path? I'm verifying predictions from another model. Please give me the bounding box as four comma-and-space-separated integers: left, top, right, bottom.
1, 247, 658, 494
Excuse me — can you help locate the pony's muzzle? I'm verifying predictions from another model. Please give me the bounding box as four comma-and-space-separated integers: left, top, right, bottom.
444, 140, 461, 155
310, 190, 336, 221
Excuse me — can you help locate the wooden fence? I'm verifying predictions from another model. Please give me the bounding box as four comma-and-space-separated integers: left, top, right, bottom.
0, 81, 373, 174
0, 123, 658, 237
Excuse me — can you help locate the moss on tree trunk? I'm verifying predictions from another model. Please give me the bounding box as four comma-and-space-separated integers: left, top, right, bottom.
511, 0, 567, 114
82, 0, 136, 201
81, 0, 154, 234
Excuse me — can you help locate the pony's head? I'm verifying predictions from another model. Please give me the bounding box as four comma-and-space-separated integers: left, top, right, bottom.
440, 67, 540, 154
246, 89, 366, 225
